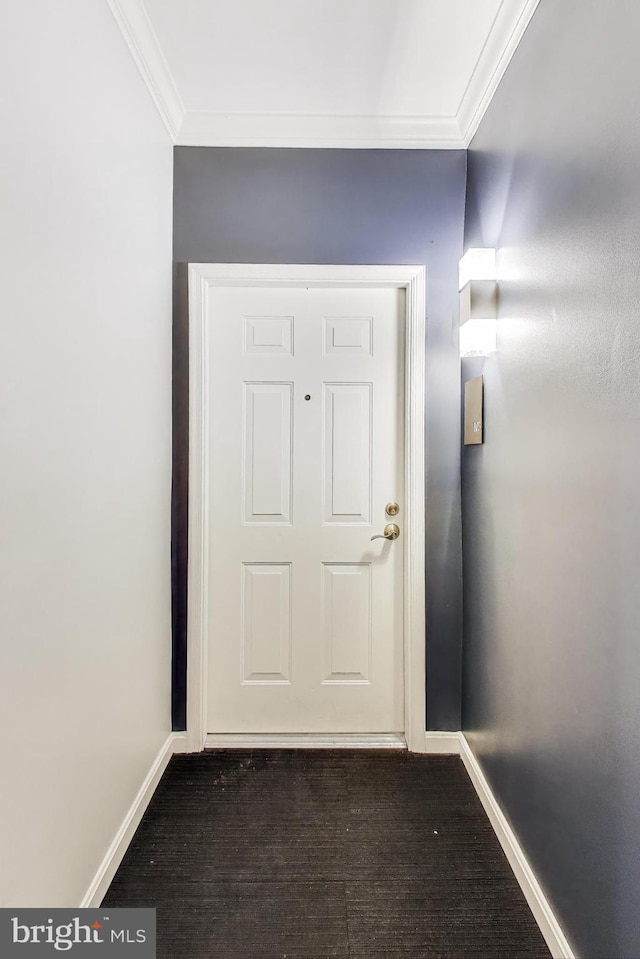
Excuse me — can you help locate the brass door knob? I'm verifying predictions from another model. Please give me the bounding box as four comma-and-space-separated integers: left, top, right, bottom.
371, 524, 400, 542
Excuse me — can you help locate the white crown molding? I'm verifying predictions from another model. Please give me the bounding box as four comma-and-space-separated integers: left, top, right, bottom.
106, 0, 185, 141
177, 112, 464, 149
458, 0, 542, 146
107, 0, 539, 150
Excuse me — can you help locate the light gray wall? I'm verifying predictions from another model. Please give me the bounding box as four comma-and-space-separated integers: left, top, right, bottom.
463, 1, 640, 955
173, 147, 467, 729
0, 0, 172, 905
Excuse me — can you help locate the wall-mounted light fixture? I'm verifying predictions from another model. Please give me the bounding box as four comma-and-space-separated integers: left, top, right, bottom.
458, 248, 497, 357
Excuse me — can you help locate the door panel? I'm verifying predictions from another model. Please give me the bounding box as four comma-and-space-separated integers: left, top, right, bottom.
206, 285, 404, 733
322, 563, 372, 683
241, 563, 291, 683
242, 382, 293, 523
323, 383, 372, 523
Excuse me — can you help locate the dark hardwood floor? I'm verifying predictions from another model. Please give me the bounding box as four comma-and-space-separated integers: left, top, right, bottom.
104, 750, 551, 958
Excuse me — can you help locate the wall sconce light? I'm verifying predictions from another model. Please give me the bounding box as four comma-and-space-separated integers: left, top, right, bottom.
458, 248, 497, 357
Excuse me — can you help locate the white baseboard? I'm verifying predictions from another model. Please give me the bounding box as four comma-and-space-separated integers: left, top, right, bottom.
423, 731, 462, 754
80, 726, 575, 959
171, 732, 189, 753
458, 733, 576, 959
204, 733, 406, 750
80, 732, 181, 907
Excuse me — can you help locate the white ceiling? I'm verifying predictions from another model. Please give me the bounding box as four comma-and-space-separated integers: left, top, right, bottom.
108, 0, 540, 147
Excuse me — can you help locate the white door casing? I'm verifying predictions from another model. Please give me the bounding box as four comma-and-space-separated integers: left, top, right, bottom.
187, 264, 426, 752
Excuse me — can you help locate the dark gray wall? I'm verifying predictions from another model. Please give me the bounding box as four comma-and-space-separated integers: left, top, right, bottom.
173, 146, 467, 729
463, 1, 640, 956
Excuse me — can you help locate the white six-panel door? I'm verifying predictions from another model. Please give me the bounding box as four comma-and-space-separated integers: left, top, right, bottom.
206, 285, 405, 734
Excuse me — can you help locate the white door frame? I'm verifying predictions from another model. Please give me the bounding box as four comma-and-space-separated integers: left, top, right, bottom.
186, 263, 427, 753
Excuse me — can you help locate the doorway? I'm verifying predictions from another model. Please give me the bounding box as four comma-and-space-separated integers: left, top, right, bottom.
187, 264, 426, 752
